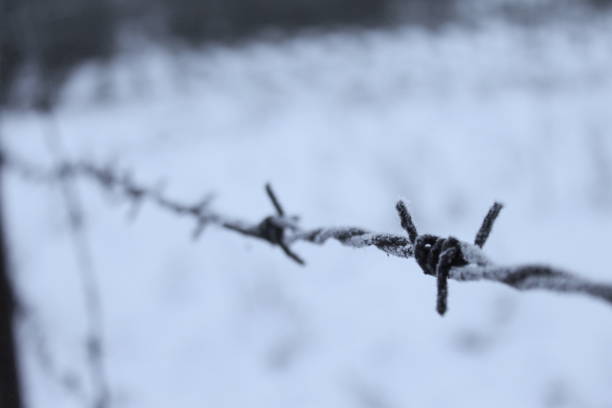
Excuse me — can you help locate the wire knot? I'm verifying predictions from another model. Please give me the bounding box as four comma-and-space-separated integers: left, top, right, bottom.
413, 235, 467, 277
256, 184, 304, 265
396, 201, 503, 316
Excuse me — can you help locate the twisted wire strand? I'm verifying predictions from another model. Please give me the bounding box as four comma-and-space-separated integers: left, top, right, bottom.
2, 151, 612, 315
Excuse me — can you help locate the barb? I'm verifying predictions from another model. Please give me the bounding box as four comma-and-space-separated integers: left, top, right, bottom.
397, 200, 504, 315
3, 151, 612, 316
259, 184, 304, 265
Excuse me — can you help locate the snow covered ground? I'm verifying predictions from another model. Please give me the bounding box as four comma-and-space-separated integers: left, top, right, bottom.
2, 19, 612, 408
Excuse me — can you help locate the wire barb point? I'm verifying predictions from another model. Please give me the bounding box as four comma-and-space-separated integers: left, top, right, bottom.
395, 200, 418, 245
265, 183, 285, 216
475, 202, 504, 248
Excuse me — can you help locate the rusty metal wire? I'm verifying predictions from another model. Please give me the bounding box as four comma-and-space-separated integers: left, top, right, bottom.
2, 151, 612, 316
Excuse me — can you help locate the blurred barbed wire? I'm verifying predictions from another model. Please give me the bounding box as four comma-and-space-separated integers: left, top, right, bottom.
43, 124, 110, 408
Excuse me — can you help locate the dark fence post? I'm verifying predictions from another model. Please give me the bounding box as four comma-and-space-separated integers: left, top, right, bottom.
0, 149, 24, 408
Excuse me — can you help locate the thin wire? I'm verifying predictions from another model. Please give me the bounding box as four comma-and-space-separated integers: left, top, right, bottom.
43, 120, 110, 408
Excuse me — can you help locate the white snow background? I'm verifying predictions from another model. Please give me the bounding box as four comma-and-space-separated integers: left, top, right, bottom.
2, 19, 612, 408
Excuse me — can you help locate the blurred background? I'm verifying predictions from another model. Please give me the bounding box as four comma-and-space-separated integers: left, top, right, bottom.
2, 0, 612, 110
1, 0, 612, 407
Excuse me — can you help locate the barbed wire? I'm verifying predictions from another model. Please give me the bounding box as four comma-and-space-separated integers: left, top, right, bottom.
1, 150, 611, 316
